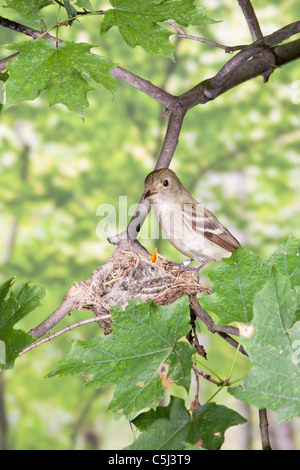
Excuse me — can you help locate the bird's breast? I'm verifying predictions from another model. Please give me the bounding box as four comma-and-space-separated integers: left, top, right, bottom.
153, 202, 231, 263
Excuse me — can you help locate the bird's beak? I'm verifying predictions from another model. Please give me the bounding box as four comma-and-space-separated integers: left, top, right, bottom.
150, 248, 158, 264
144, 189, 158, 200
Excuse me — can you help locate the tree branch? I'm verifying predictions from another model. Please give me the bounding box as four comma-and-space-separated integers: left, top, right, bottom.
179, 39, 300, 108
237, 0, 276, 82
107, 22, 300, 248
2, 12, 300, 347
108, 107, 186, 246
109, 66, 176, 110
108, 22, 300, 173
29, 255, 116, 339
237, 0, 263, 41
189, 295, 248, 357
29, 297, 78, 339
0, 15, 60, 44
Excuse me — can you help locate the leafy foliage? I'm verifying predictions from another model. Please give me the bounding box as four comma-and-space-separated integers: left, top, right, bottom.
100, 0, 214, 58
6, 40, 115, 117
4, 0, 55, 23
200, 236, 300, 325
63, 1, 78, 20
1, 0, 300, 450
199, 237, 300, 423
48, 297, 194, 419
46, 237, 300, 441
2, 0, 214, 115
0, 278, 46, 369
267, 236, 300, 288
125, 397, 246, 450
27, 236, 299, 443
230, 269, 300, 423
200, 250, 269, 324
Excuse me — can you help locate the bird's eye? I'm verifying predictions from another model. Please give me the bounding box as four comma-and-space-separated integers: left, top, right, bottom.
163, 179, 169, 187
149, 266, 156, 276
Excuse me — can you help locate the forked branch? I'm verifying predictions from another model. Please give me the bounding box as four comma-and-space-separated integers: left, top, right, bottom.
1, 6, 299, 363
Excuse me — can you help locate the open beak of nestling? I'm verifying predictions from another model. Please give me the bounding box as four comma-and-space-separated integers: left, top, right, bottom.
150, 248, 158, 264
144, 189, 158, 200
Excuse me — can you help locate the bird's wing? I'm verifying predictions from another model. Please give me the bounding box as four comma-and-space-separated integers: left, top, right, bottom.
182, 203, 242, 253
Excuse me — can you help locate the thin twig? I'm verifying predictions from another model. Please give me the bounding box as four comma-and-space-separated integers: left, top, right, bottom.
0, 53, 19, 72
168, 22, 245, 53
20, 315, 111, 357
259, 409, 272, 450
129, 420, 137, 441
193, 365, 227, 386
190, 363, 201, 411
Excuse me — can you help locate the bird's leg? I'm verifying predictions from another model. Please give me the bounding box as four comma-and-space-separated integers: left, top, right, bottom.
181, 259, 193, 267
167, 258, 213, 281
192, 258, 214, 281
166, 259, 193, 268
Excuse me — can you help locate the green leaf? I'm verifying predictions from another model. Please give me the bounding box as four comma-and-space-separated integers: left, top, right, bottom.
63, 0, 78, 19
125, 396, 246, 450
200, 238, 300, 325
229, 269, 300, 423
0, 278, 46, 369
74, 0, 94, 10
100, 0, 215, 58
48, 297, 194, 419
4, 0, 55, 23
267, 236, 300, 288
269, 236, 300, 320
200, 250, 269, 324
5, 40, 116, 117
0, 278, 14, 304
295, 286, 300, 321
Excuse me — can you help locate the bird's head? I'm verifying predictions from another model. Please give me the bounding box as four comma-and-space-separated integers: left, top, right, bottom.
144, 168, 182, 203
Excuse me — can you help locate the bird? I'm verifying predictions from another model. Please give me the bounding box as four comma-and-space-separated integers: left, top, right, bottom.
144, 168, 242, 273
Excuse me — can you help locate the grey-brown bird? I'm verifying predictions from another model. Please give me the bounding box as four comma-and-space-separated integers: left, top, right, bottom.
144, 168, 242, 271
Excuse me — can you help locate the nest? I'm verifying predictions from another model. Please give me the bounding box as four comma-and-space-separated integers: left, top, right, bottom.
72, 249, 210, 334
101, 250, 210, 306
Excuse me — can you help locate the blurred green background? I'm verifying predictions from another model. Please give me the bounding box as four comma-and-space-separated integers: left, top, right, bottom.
0, 0, 300, 449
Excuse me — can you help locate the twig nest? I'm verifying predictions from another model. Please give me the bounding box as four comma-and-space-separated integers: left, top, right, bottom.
101, 250, 210, 308
72, 249, 210, 334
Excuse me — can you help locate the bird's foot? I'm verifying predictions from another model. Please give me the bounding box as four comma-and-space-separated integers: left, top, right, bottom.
188, 258, 213, 281
167, 259, 192, 269
167, 258, 213, 281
